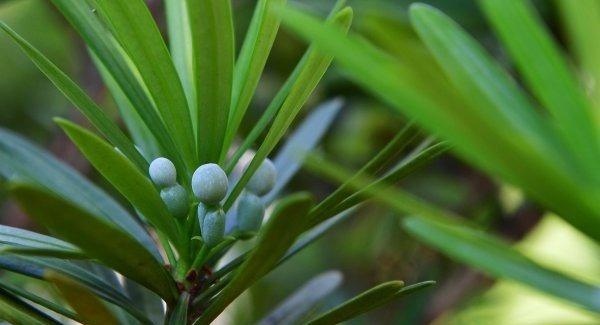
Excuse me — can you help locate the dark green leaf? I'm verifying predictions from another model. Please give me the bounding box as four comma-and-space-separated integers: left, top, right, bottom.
0, 225, 84, 259
0, 286, 59, 325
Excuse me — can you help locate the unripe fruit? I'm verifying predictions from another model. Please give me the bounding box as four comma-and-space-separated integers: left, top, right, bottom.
160, 184, 189, 218
149, 157, 177, 188
236, 191, 264, 233
246, 158, 276, 196
197, 203, 208, 234
202, 208, 225, 248
192, 163, 228, 204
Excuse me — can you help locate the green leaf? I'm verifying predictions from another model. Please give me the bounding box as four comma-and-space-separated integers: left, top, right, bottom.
91, 0, 196, 169
187, 0, 235, 163
222, 0, 287, 158
224, 6, 353, 210
479, 0, 600, 181
49, 0, 188, 178
46, 270, 119, 325
10, 183, 178, 303
0, 225, 84, 259
264, 98, 343, 203
0, 286, 59, 325
0, 22, 148, 172
0, 128, 160, 259
167, 293, 189, 325
259, 270, 343, 325
403, 217, 600, 312
195, 193, 314, 324
0, 281, 81, 323
307, 280, 435, 325
56, 119, 183, 255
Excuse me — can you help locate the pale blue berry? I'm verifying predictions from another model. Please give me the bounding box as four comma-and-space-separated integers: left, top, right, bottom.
197, 203, 208, 234
149, 157, 177, 188
160, 184, 189, 218
202, 208, 225, 248
247, 158, 276, 196
192, 163, 228, 204
236, 191, 264, 234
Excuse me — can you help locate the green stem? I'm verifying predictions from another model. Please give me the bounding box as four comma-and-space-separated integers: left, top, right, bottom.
191, 245, 210, 270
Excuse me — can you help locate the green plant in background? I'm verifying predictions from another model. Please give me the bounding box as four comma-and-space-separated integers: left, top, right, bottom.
0, 0, 447, 324
282, 0, 600, 316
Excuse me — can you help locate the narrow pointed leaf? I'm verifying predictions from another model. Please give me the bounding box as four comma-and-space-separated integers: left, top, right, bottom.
403, 217, 600, 312
307, 281, 435, 325
0, 128, 160, 259
0, 225, 83, 258
46, 270, 119, 325
195, 193, 314, 324
0, 286, 59, 325
223, 0, 287, 156
10, 183, 177, 303
92, 0, 196, 168
56, 119, 182, 253
187, 0, 235, 163
0, 22, 148, 171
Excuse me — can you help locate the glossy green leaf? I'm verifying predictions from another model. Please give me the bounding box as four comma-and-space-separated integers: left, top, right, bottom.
92, 0, 196, 169
0, 281, 81, 323
10, 183, 177, 303
49, 0, 188, 178
259, 271, 343, 325
195, 193, 314, 324
479, 0, 600, 180
264, 98, 343, 203
222, 0, 286, 158
0, 286, 59, 325
308, 280, 435, 325
0, 225, 83, 259
224, 6, 353, 210
0, 22, 147, 171
56, 119, 183, 254
167, 293, 189, 325
46, 270, 119, 325
0, 128, 160, 259
187, 0, 235, 163
404, 217, 600, 312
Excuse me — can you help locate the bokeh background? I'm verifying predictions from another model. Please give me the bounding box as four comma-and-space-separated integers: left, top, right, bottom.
0, 0, 597, 324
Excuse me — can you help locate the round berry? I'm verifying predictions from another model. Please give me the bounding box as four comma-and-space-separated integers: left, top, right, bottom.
236, 191, 264, 234
246, 158, 276, 196
149, 157, 177, 188
160, 184, 189, 218
192, 163, 228, 204
202, 208, 225, 248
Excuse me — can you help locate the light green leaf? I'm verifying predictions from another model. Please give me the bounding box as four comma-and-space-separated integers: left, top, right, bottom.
222, 0, 287, 159
0, 286, 59, 325
167, 293, 189, 325
91, 0, 196, 169
187, 0, 235, 163
404, 217, 600, 312
0, 127, 160, 259
0, 225, 84, 259
224, 5, 353, 210
479, 0, 600, 180
46, 270, 119, 325
0, 22, 148, 172
195, 193, 314, 324
307, 280, 435, 325
10, 183, 178, 304
56, 119, 183, 255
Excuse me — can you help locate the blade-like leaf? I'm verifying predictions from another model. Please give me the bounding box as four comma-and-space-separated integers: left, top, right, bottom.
92, 0, 196, 168
224, 6, 353, 210
307, 281, 435, 325
10, 183, 177, 303
404, 217, 600, 312
259, 270, 343, 325
480, 0, 600, 180
56, 119, 183, 255
187, 0, 235, 163
0, 286, 59, 325
264, 98, 343, 203
167, 293, 189, 325
0, 225, 83, 259
0, 128, 160, 259
0, 22, 148, 171
195, 193, 314, 324
222, 0, 287, 158
46, 270, 119, 325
